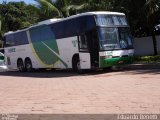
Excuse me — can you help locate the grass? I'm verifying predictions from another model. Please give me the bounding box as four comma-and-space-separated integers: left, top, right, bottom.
134, 55, 160, 63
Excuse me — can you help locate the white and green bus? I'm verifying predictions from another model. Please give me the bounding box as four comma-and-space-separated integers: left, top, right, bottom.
3, 11, 134, 72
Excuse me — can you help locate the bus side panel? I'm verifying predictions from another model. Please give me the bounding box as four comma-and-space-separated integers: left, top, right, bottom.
55, 36, 79, 69
4, 36, 79, 70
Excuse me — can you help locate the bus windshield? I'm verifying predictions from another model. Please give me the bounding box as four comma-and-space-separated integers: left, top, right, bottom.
98, 27, 133, 51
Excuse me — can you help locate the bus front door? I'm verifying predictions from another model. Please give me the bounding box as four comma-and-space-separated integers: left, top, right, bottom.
78, 34, 91, 69
78, 30, 99, 69
79, 53, 91, 69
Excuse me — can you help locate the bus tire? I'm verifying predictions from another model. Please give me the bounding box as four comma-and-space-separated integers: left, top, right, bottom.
25, 58, 33, 72
17, 59, 25, 72
73, 56, 83, 74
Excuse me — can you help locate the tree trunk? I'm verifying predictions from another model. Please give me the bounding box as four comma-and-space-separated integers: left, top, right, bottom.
152, 30, 157, 55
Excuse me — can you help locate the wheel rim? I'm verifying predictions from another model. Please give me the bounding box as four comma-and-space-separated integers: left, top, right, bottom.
26, 62, 31, 70
18, 61, 23, 71
26, 60, 32, 71
19, 65, 23, 71
77, 61, 81, 70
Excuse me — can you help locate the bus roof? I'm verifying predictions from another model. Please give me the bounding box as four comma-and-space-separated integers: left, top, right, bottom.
4, 11, 125, 36
49, 11, 125, 24
74, 11, 125, 16
39, 11, 125, 25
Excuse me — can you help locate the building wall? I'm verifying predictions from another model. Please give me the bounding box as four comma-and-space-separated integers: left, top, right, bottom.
156, 35, 160, 55
133, 36, 154, 56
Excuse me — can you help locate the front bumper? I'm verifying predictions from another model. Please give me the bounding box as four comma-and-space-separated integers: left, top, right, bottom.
100, 56, 133, 68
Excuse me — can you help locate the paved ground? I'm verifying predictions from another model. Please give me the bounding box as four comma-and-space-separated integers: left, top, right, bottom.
0, 68, 160, 114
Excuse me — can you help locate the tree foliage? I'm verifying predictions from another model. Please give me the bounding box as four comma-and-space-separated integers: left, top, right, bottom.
0, 0, 160, 45
0, 1, 39, 32
35, 0, 63, 20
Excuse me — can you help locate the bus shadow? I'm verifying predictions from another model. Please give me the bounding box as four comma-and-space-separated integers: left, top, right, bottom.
0, 69, 113, 78
1, 68, 160, 78
122, 69, 160, 75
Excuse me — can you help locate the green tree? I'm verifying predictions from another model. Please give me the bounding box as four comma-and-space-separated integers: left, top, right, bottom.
64, 0, 113, 14
0, 1, 39, 31
145, 0, 160, 55
35, 0, 113, 18
26, 4, 40, 24
35, 0, 63, 20
0, 1, 40, 48
35, 0, 79, 18
54, 0, 72, 17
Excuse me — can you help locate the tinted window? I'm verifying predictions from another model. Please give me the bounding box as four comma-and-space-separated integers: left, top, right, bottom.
29, 25, 56, 43
5, 34, 15, 47
119, 27, 133, 49
79, 34, 88, 51
98, 27, 120, 50
14, 31, 29, 45
98, 27, 133, 51
50, 15, 96, 39
5, 31, 28, 47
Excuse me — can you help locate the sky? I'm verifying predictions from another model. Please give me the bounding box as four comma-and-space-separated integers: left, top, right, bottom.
0, 0, 37, 4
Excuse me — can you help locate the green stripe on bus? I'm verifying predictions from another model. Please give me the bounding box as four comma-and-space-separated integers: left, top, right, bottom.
29, 24, 68, 68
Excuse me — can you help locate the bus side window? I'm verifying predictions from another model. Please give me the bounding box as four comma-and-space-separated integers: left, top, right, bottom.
5, 34, 15, 47
79, 34, 88, 51
1, 36, 5, 48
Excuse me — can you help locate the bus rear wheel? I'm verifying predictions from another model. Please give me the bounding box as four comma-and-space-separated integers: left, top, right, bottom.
25, 59, 33, 72
17, 59, 25, 72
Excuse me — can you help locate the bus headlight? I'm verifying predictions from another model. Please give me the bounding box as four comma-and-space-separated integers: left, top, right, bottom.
102, 55, 112, 59
107, 55, 112, 59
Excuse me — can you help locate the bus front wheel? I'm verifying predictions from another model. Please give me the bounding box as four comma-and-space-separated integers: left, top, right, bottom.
17, 59, 25, 72
25, 58, 33, 72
